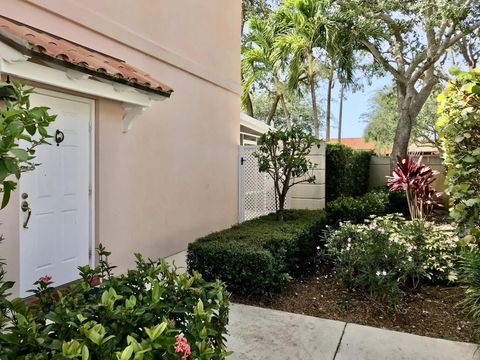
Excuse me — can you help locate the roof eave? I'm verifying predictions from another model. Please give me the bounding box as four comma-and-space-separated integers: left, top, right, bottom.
0, 33, 173, 98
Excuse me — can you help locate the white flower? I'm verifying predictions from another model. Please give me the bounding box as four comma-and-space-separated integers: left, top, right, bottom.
382, 270, 387, 276
407, 256, 413, 262
378, 228, 385, 234
347, 237, 352, 243
391, 235, 400, 243
370, 222, 378, 230
376, 271, 381, 276
316, 246, 321, 250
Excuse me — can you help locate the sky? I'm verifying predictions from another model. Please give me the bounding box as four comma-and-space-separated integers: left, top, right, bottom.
321, 75, 391, 139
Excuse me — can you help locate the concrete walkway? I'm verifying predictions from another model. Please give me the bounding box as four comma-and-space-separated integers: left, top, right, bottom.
227, 304, 479, 360
166, 251, 479, 359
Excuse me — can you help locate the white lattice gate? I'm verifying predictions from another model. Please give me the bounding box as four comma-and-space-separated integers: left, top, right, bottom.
239, 146, 277, 222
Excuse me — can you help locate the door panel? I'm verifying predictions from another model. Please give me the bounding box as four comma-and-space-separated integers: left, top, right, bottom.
19, 91, 93, 297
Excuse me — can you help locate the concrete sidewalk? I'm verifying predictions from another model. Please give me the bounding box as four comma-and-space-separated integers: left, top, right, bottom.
227, 304, 479, 360
165, 251, 479, 359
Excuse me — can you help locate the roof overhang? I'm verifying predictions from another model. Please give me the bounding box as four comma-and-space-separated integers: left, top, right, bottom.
240, 112, 273, 135
0, 15, 173, 132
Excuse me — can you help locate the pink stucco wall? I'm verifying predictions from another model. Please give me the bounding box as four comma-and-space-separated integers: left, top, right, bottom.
0, 0, 241, 295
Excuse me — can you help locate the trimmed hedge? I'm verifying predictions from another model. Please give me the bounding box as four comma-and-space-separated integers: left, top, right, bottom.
326, 190, 389, 225
188, 189, 408, 296
187, 210, 327, 295
326, 143, 372, 202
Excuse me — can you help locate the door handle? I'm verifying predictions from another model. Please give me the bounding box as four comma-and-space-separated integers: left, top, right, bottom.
21, 200, 31, 229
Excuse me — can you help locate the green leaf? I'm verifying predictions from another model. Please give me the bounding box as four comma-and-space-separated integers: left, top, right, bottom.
82, 345, 90, 360
5, 120, 24, 136
464, 198, 480, 207
448, 67, 462, 76
0, 160, 9, 183
119, 345, 134, 360
454, 135, 464, 143
1, 181, 16, 209
463, 155, 477, 163
10, 148, 29, 162
25, 124, 36, 136
4, 157, 19, 177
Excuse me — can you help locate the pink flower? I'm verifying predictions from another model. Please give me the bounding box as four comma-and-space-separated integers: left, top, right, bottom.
39, 275, 52, 283
174, 335, 190, 360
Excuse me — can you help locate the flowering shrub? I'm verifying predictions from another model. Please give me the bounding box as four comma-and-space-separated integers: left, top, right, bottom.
326, 215, 459, 303
0, 246, 230, 359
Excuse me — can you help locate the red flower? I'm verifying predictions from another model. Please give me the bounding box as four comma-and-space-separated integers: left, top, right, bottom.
39, 275, 52, 283
174, 335, 191, 360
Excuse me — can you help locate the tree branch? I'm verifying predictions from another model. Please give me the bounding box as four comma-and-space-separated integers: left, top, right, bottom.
352, 29, 406, 84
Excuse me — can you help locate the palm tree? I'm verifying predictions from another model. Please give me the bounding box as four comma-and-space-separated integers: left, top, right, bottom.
324, 20, 356, 140
242, 15, 291, 127
274, 0, 334, 138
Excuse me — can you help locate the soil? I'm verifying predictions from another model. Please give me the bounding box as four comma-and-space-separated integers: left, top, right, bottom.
233, 268, 478, 343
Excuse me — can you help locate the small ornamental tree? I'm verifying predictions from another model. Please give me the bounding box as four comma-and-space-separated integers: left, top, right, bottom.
255, 124, 321, 212
0, 81, 55, 208
437, 68, 480, 241
387, 155, 442, 220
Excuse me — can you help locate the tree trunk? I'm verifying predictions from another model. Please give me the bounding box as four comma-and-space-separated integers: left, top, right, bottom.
390, 78, 434, 166
266, 94, 280, 125
326, 74, 333, 141
279, 94, 291, 129
246, 92, 254, 117
338, 83, 344, 142
391, 83, 413, 163
309, 77, 320, 138
278, 193, 286, 211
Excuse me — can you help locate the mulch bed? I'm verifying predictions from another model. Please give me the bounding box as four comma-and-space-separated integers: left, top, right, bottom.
233, 267, 478, 343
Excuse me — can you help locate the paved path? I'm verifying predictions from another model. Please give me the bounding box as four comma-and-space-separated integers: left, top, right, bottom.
166, 251, 480, 359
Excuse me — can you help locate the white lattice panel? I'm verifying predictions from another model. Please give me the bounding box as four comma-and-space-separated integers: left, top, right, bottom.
239, 146, 277, 222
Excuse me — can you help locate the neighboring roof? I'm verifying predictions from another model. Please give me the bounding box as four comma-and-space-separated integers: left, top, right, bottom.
329, 137, 375, 151
407, 143, 439, 156
330, 137, 439, 155
0, 15, 173, 97
240, 112, 273, 135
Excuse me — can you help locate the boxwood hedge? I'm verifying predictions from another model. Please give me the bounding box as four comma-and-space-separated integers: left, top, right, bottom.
188, 189, 407, 296
187, 210, 327, 295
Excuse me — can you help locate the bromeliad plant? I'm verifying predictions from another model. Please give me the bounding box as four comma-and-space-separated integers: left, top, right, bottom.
387, 155, 442, 220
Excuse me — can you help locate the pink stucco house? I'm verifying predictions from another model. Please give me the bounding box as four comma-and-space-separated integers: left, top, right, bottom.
0, 0, 241, 297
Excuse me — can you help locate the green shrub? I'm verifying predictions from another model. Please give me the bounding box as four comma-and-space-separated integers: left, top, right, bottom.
326, 215, 459, 303
459, 247, 480, 320
187, 210, 327, 295
385, 188, 410, 217
0, 248, 230, 359
437, 69, 480, 241
326, 190, 388, 225
325, 143, 372, 202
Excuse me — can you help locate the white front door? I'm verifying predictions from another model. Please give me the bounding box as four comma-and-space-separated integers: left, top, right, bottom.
19, 90, 94, 297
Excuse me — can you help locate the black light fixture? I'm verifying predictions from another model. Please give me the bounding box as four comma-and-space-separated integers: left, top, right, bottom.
0, 75, 16, 102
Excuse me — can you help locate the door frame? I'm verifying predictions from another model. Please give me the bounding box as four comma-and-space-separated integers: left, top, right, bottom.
19, 88, 96, 291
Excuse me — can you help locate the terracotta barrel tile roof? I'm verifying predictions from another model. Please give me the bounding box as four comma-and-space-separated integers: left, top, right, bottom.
0, 15, 173, 97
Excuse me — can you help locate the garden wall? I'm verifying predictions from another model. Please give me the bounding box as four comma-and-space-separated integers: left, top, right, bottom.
369, 156, 446, 192
288, 143, 326, 210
